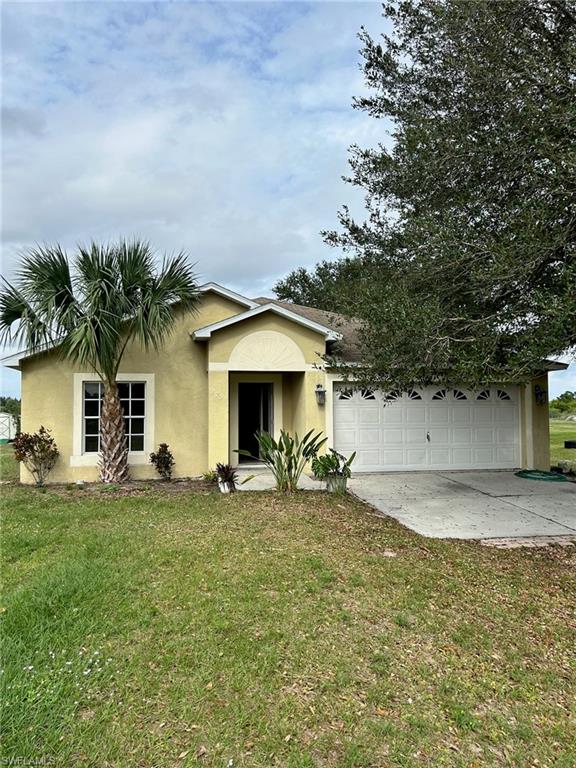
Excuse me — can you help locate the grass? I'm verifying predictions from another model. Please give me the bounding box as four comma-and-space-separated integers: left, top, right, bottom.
549, 419, 576, 466
0, 444, 19, 483
2, 482, 575, 767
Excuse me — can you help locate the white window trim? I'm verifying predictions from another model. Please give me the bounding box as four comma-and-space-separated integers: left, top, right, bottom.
71, 373, 155, 467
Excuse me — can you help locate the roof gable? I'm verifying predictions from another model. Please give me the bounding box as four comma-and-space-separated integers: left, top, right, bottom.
198, 282, 258, 309
192, 303, 342, 341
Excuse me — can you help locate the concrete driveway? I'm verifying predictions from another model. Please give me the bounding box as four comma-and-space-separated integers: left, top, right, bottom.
348, 471, 576, 540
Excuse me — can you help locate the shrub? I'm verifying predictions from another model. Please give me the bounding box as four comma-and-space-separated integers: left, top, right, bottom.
239, 430, 326, 492
202, 469, 218, 484
149, 443, 175, 480
13, 426, 59, 486
312, 449, 356, 480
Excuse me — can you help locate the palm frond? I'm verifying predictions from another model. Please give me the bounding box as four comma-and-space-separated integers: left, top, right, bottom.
18, 244, 77, 327
0, 279, 53, 350
75, 242, 119, 310
1, 239, 200, 382
115, 238, 155, 306
131, 252, 200, 351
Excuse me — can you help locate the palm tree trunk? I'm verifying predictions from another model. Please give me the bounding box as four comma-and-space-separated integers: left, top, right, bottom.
99, 381, 129, 483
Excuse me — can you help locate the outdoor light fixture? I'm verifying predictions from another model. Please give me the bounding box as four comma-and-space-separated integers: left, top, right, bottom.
534, 384, 548, 406
315, 384, 327, 406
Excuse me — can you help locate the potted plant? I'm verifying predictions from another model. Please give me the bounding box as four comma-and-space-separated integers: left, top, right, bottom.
216, 463, 238, 493
311, 449, 356, 493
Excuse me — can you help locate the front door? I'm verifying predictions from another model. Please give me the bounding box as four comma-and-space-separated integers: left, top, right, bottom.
238, 383, 273, 462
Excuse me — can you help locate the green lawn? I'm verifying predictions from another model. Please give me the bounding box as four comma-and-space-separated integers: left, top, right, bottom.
550, 419, 576, 466
0, 444, 19, 483
1, 484, 575, 767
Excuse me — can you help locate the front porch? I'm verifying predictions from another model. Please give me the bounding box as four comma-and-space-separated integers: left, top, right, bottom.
207, 368, 327, 468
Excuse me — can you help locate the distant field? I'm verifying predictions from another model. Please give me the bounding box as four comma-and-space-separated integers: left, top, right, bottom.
549, 419, 576, 466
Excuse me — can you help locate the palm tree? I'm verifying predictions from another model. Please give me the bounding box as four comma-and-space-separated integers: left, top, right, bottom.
0, 240, 200, 483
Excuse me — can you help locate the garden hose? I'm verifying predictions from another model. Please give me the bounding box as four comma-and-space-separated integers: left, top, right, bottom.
514, 469, 568, 482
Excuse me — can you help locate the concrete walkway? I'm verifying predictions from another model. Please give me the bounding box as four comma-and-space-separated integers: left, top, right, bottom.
236, 467, 319, 491
348, 471, 576, 540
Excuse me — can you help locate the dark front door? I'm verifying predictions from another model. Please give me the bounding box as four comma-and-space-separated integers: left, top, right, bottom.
238, 383, 273, 462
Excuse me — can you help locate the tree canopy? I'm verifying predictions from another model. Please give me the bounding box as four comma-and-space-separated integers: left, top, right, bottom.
550, 390, 576, 414
0, 397, 20, 418
275, 0, 576, 389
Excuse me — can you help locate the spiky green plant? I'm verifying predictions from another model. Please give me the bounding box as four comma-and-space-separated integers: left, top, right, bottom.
0, 240, 199, 483
239, 429, 327, 492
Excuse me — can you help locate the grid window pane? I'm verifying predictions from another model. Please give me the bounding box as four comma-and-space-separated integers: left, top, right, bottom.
83, 381, 146, 454
131, 383, 145, 399
84, 399, 99, 417
131, 399, 145, 416
84, 382, 101, 399
130, 418, 145, 435
130, 435, 144, 452
85, 435, 99, 453
85, 418, 99, 435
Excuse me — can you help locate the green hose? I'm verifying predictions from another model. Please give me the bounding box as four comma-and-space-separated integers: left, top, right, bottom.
514, 469, 568, 482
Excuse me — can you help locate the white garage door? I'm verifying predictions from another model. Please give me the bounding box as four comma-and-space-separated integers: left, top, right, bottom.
333, 385, 521, 472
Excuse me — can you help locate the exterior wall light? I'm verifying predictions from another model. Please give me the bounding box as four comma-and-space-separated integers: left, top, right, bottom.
534, 384, 547, 406
315, 384, 327, 406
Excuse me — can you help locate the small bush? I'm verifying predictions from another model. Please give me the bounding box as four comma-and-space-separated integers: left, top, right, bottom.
13, 426, 59, 486
202, 469, 218, 484
149, 443, 175, 480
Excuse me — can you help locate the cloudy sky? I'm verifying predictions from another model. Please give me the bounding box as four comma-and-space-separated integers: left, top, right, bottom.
1, 0, 574, 397
2, 1, 384, 288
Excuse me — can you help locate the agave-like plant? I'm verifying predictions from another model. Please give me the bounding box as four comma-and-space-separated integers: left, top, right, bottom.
239, 429, 327, 492
0, 240, 199, 483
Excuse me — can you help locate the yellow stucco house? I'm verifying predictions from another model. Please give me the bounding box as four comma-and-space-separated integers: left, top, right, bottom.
3, 282, 560, 483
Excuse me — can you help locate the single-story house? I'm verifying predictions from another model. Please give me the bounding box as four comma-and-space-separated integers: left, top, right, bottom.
2, 282, 565, 483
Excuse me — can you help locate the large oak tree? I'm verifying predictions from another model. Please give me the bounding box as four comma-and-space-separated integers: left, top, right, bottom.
275, 0, 576, 389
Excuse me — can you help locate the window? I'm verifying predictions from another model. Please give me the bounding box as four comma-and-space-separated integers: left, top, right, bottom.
432, 389, 448, 400
476, 389, 491, 401
496, 389, 511, 401
383, 390, 400, 403
83, 383, 102, 453
360, 389, 376, 400
337, 388, 354, 400
407, 389, 423, 400
83, 381, 146, 453
453, 389, 467, 400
